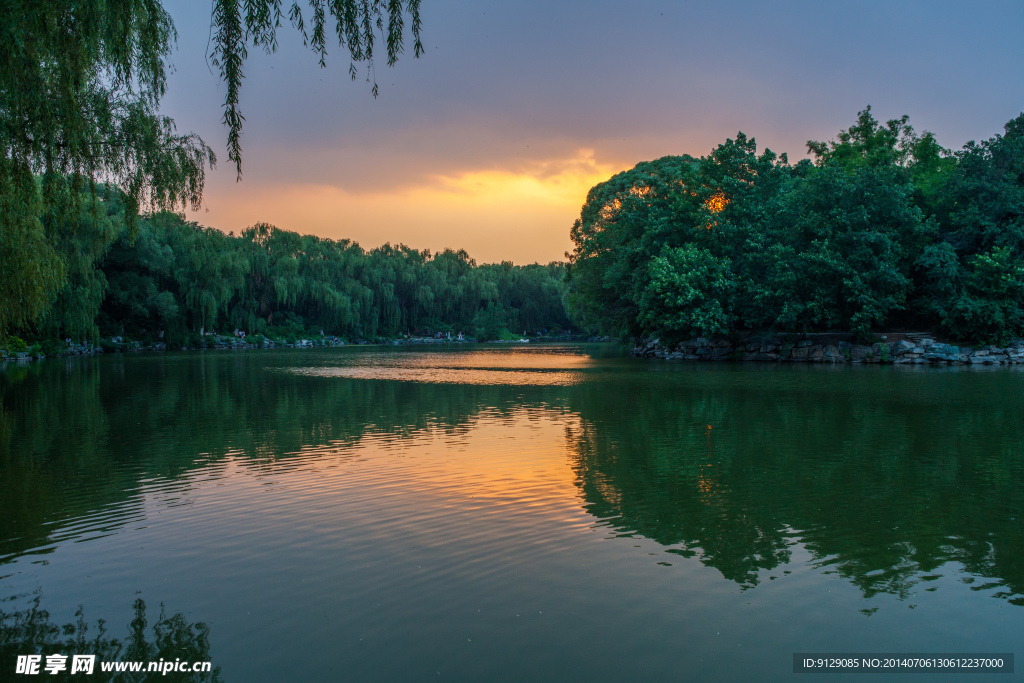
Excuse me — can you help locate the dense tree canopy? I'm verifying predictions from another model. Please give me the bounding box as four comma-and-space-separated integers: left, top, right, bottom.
4, 187, 570, 349
565, 108, 1024, 344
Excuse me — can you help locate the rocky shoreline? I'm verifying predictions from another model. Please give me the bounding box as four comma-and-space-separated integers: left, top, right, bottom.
0, 333, 587, 363
631, 332, 1024, 366
0, 335, 337, 362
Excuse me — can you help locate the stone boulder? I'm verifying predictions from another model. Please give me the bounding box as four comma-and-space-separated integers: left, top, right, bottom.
711, 346, 733, 360
849, 345, 871, 361
923, 343, 960, 362
892, 340, 915, 354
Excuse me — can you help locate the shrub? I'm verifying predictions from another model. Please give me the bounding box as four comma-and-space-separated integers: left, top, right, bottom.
473, 303, 509, 342
40, 339, 62, 357
6, 336, 28, 353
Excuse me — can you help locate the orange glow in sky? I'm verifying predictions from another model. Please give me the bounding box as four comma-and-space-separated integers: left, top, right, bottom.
158, 0, 1024, 268
188, 150, 624, 265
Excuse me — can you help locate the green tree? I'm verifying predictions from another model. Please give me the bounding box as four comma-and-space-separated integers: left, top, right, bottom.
921, 113, 1024, 341
565, 111, 953, 341
1, 1, 215, 338
937, 113, 1024, 256
638, 245, 734, 339
100, 214, 181, 339
807, 106, 916, 169
941, 247, 1024, 344
779, 163, 920, 334
473, 302, 508, 341
87, 209, 571, 345
564, 155, 696, 337
0, 175, 65, 336
39, 188, 124, 341
1, 0, 423, 339
807, 105, 956, 217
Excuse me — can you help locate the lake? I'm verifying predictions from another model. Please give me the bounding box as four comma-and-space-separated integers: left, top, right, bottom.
1, 345, 1022, 680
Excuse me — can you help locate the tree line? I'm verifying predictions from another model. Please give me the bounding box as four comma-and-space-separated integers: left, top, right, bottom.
565, 108, 1024, 344
9, 106, 1022, 353
3, 188, 570, 350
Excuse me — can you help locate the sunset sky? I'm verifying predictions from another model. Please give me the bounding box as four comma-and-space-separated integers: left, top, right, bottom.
160, 0, 1024, 264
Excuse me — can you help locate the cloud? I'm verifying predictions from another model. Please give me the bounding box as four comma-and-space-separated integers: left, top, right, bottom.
164, 0, 1024, 263
187, 148, 625, 264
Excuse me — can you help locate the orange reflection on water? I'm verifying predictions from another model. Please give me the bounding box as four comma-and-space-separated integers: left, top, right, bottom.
145, 409, 592, 538
294, 367, 585, 386
290, 348, 597, 386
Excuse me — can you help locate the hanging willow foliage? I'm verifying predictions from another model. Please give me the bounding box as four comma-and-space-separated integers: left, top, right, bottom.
209, 0, 424, 178
0, 0, 423, 338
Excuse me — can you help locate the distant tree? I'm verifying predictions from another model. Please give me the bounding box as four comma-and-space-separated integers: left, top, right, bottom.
85, 209, 570, 346
473, 302, 508, 341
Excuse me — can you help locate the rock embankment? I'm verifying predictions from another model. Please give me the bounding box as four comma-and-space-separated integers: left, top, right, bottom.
0, 336, 340, 363
631, 333, 1024, 365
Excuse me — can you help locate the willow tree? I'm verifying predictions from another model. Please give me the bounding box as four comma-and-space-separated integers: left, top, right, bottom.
0, 0, 423, 338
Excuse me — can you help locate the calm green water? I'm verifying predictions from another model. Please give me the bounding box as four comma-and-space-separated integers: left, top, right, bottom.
1, 345, 1022, 681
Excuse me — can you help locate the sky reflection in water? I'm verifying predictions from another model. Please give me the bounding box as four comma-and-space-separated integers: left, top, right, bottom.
1, 345, 1022, 681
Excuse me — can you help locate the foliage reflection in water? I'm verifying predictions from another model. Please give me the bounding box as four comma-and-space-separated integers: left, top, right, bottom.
0, 595, 220, 682
566, 366, 1024, 602
1, 345, 1022, 680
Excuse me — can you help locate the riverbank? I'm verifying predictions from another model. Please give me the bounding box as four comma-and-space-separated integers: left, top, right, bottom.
0, 332, 591, 363
632, 332, 1024, 366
